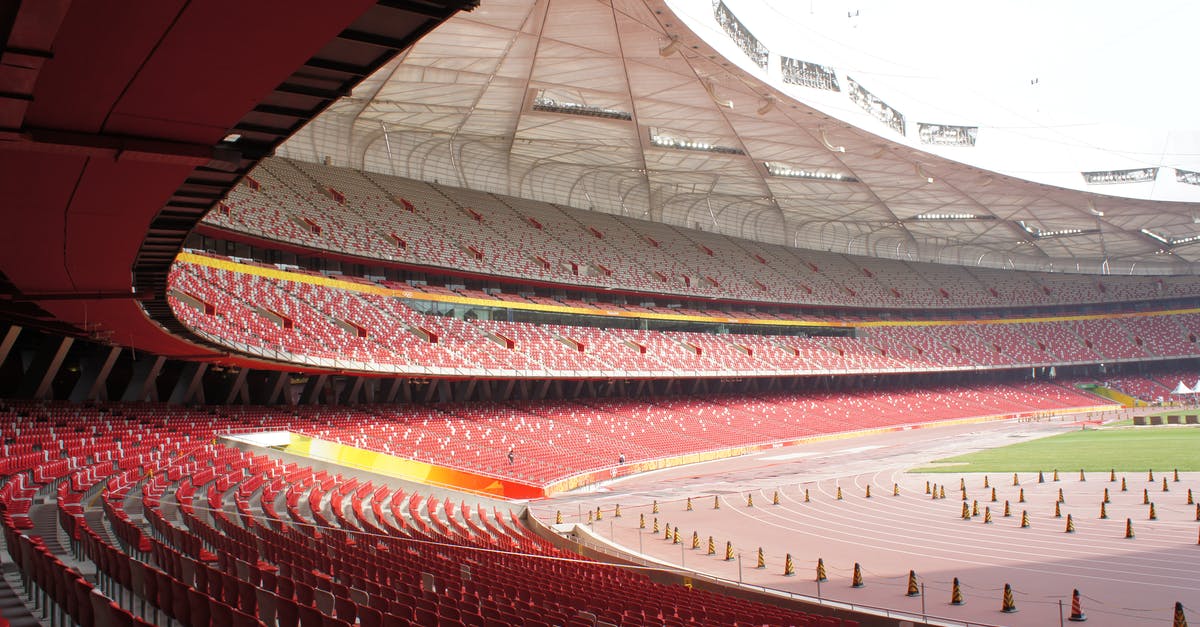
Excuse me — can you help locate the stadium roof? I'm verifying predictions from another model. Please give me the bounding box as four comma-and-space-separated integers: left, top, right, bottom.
280, 0, 1200, 275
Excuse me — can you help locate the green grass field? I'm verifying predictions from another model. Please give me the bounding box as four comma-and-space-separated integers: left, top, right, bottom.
914, 428, 1200, 473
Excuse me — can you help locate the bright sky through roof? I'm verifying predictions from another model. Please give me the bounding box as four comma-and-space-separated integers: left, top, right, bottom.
671, 0, 1200, 200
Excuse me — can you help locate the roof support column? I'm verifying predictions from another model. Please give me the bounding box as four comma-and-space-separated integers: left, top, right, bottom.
69, 345, 121, 402
20, 335, 73, 400
120, 354, 164, 402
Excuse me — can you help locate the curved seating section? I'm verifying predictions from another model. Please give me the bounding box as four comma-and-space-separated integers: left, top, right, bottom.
170, 259, 1200, 376
199, 157, 1200, 309
2, 406, 853, 627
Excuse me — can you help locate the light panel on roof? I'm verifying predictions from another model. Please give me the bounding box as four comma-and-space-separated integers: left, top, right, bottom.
1082, 168, 1158, 185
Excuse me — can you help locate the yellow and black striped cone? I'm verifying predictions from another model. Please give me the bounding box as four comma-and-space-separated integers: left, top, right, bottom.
692, 530, 699, 549
707, 536, 715, 555
783, 553, 795, 576
1175, 468, 1180, 483
596, 506, 602, 520
962, 502, 971, 520
614, 504, 621, 518
1121, 476, 1128, 492
1065, 513, 1076, 533
1058, 488, 1065, 503
950, 577, 964, 605
991, 487, 997, 502
773, 490, 780, 505
1163, 477, 1170, 492
1014, 472, 1020, 486
984, 475, 990, 488
1004, 500, 1011, 517
1144, 489, 1151, 505
556, 510, 562, 524
756, 547, 765, 568
1038, 471, 1044, 484
1100, 501, 1108, 519
1110, 468, 1116, 482
851, 562, 864, 588
940, 485, 946, 499
1020, 510, 1030, 528
686, 497, 693, 511
893, 483, 900, 496
1195, 503, 1199, 521
652, 500, 659, 514
1188, 489, 1194, 505
664, 522, 671, 540
1054, 469, 1060, 482
961, 488, 968, 501
588, 509, 594, 523
815, 558, 827, 582
983, 507, 992, 524
747, 493, 754, 507
931, 485, 938, 501
1149, 469, 1154, 482
1069, 588, 1086, 622
724, 540, 734, 561
714, 495, 720, 510
804, 488, 810, 503
653, 517, 659, 533
905, 570, 920, 597
865, 485, 871, 498
1019, 488, 1026, 503
960, 477, 966, 491
1103, 488, 1110, 503
972, 500, 980, 516
1173, 601, 1188, 627
672, 528, 680, 544
837, 486, 843, 500
1149, 502, 1157, 520
639, 513, 645, 529
1055, 502, 1062, 518
925, 480, 931, 494
1001, 583, 1017, 613
1125, 518, 1134, 538
1080, 469, 1086, 482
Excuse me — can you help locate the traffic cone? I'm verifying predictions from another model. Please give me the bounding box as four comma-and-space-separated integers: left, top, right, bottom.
639, 513, 645, 529
1020, 510, 1030, 528
1103, 488, 1110, 503
664, 522, 671, 540
596, 506, 602, 521
1038, 471, 1044, 483
1055, 502, 1062, 518
653, 517, 659, 533
1001, 583, 1017, 613
707, 536, 715, 555
962, 502, 971, 520
893, 483, 900, 496
783, 553, 795, 576
1149, 469, 1154, 482
960, 477, 966, 491
686, 497, 693, 511
851, 562, 864, 588
756, 547, 765, 568
931, 485, 938, 501
984, 475, 990, 488
865, 485, 871, 498
972, 500, 980, 516
1080, 469, 1086, 482
692, 531, 699, 549
672, 528, 680, 544
1058, 488, 1065, 503
1068, 588, 1086, 622
1188, 489, 1193, 505
1065, 513, 1076, 533
725, 541, 734, 561
773, 490, 780, 505
1100, 502, 1108, 519
556, 510, 563, 524
1144, 489, 1150, 505
1014, 472, 1020, 486
1149, 502, 1157, 520
1110, 468, 1116, 482
1004, 500, 1011, 517
950, 577, 964, 605
815, 558, 827, 582
837, 486, 843, 500
905, 570, 920, 597
1125, 518, 1134, 538
983, 507, 992, 524
991, 487, 997, 502
1195, 503, 1199, 521
1054, 469, 1060, 482
1174, 601, 1188, 627
1175, 468, 1180, 482
804, 488, 810, 503
1163, 477, 1170, 492
940, 486, 946, 499
925, 480, 931, 494
652, 500, 659, 514
1121, 477, 1128, 492
747, 493, 754, 507
588, 509, 594, 523
614, 504, 621, 518
714, 495, 720, 510
1019, 488, 1026, 503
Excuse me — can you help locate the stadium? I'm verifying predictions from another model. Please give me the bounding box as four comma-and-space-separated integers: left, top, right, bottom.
0, 0, 1197, 626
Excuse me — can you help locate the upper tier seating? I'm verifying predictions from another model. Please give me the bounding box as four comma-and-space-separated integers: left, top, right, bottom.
200, 157, 1200, 310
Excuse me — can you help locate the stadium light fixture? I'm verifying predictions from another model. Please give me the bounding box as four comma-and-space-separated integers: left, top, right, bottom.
1082, 168, 1157, 185
532, 93, 632, 121
649, 128, 744, 155
911, 212, 994, 221
763, 162, 857, 182
1017, 221, 1098, 239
